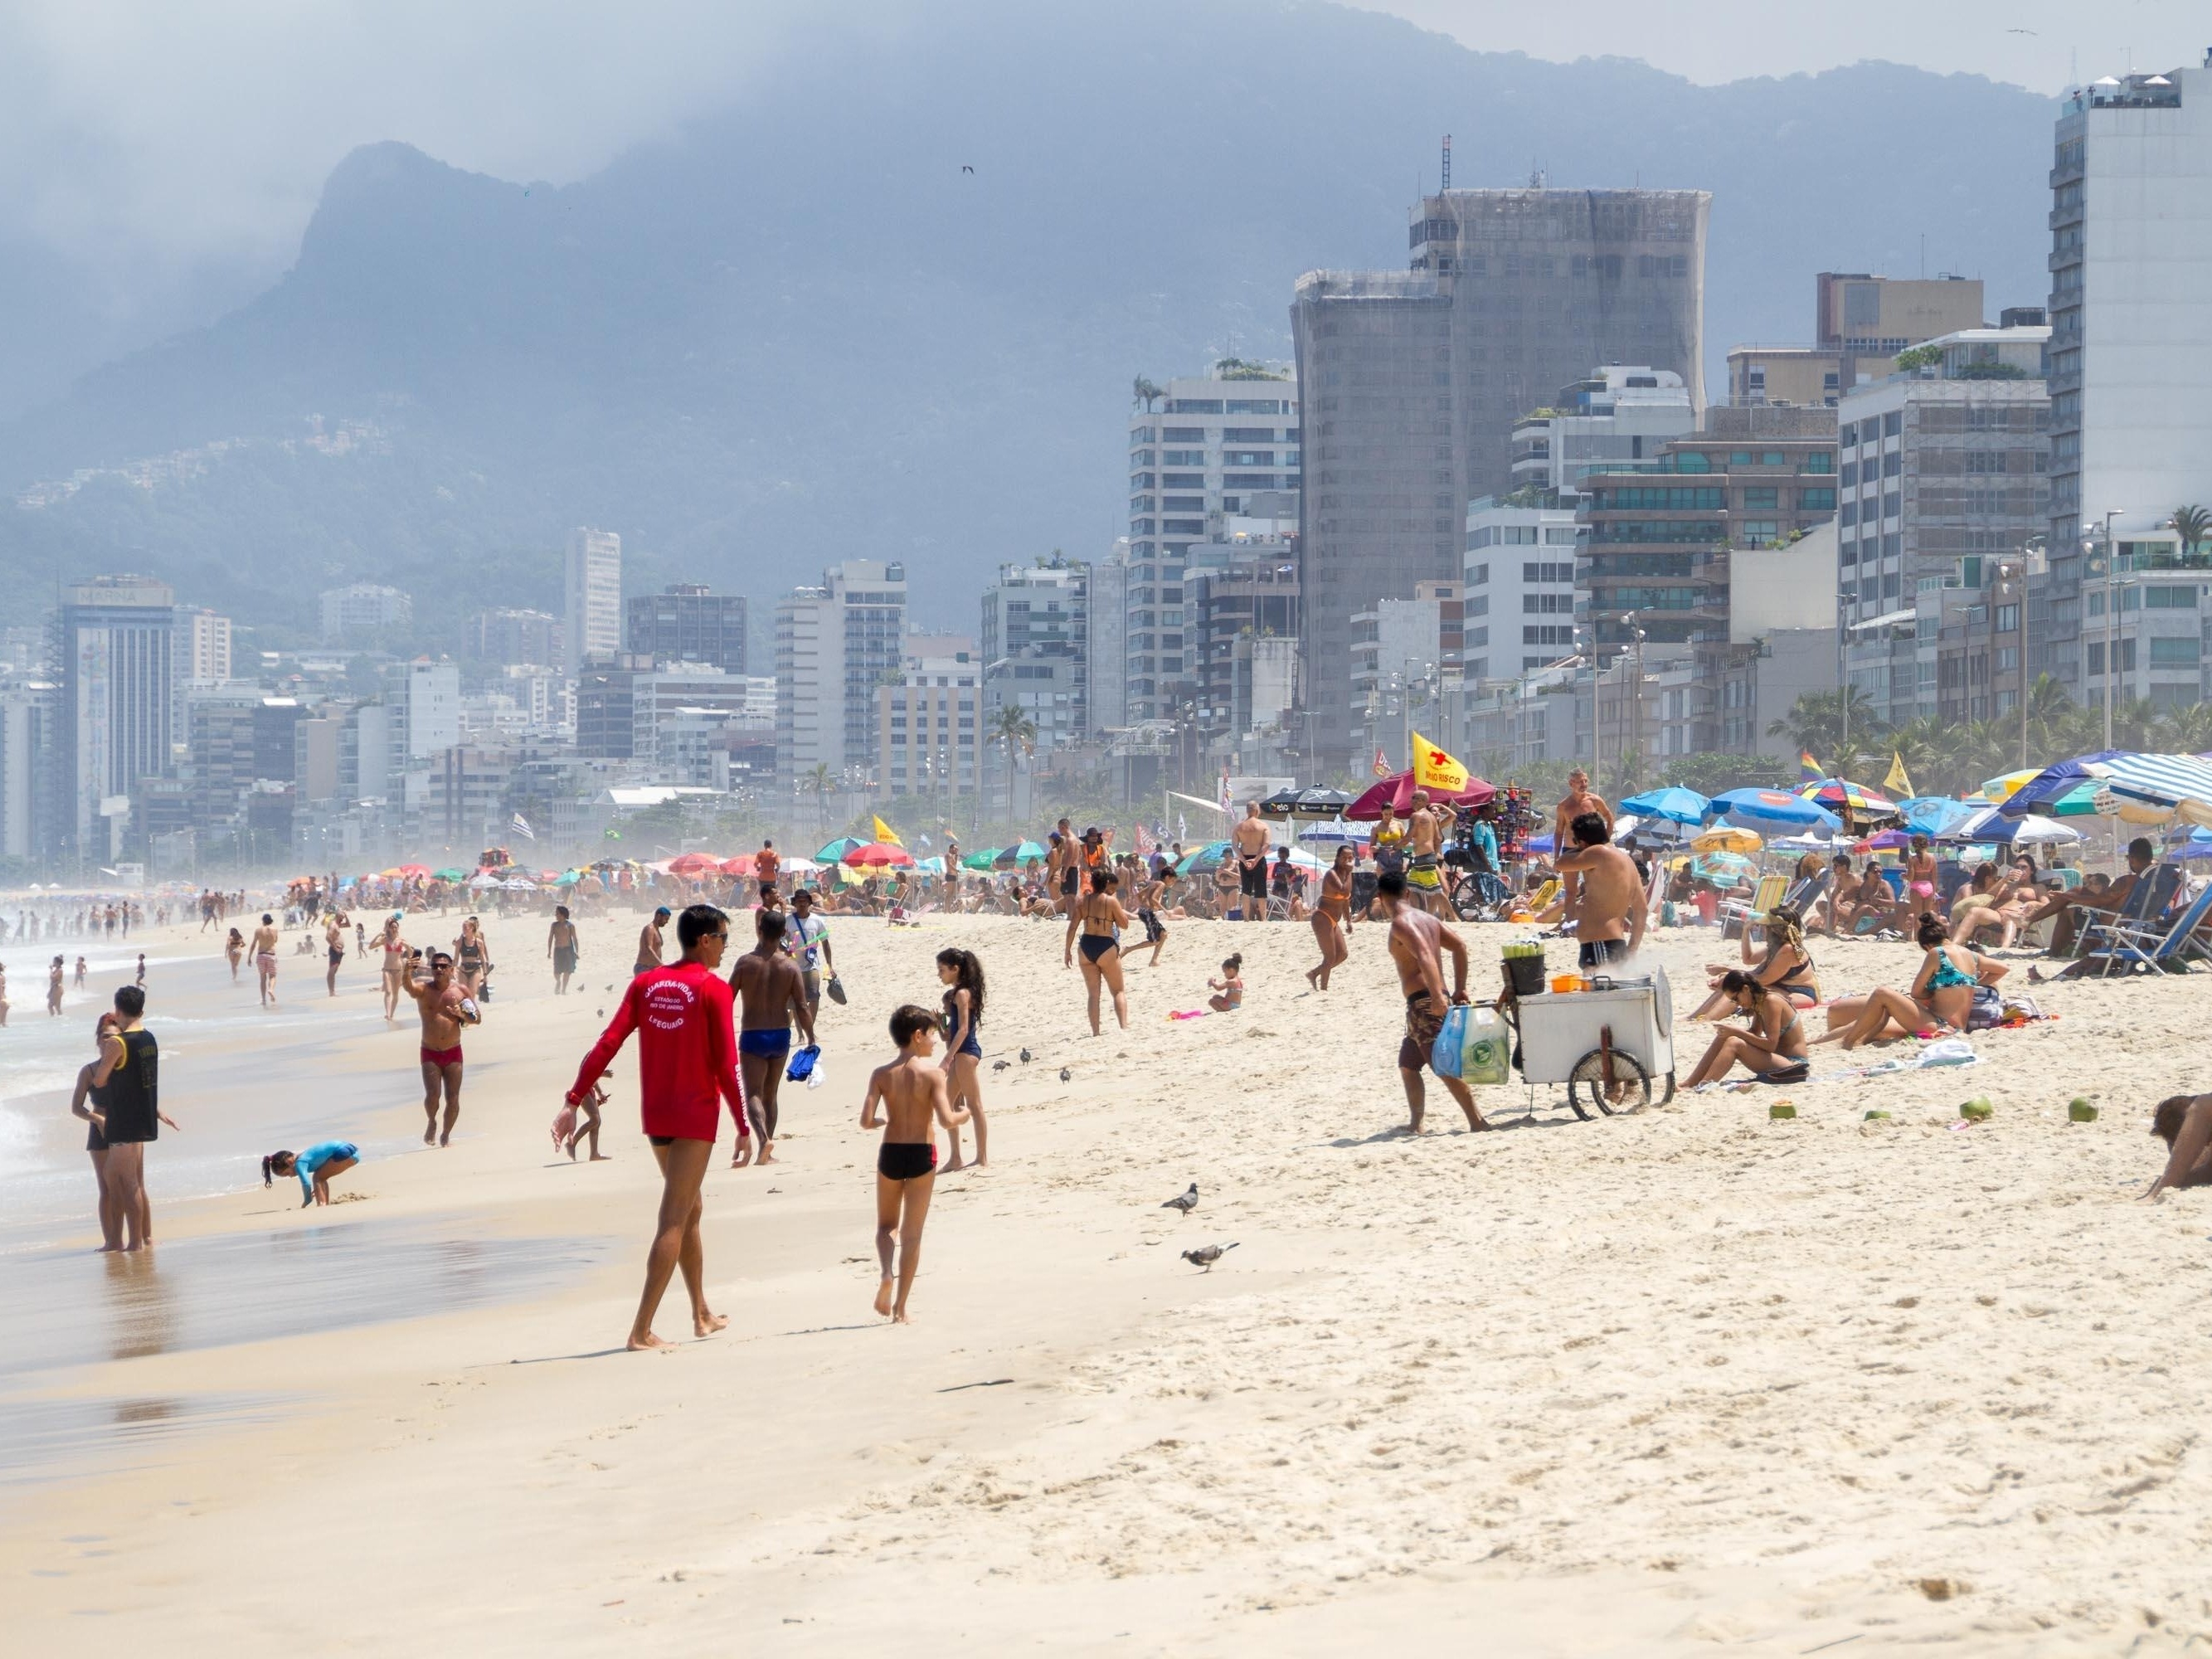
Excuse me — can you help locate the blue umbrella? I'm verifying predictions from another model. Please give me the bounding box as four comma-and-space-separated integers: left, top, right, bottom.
1997, 751, 2128, 817
815, 836, 866, 862
1900, 795, 1976, 837
2101, 752, 2212, 825
1619, 786, 1709, 825
1706, 787, 1842, 834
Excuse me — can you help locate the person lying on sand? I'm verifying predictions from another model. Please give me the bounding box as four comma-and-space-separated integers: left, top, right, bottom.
2142, 1094, 2212, 1202
1812, 913, 2004, 1050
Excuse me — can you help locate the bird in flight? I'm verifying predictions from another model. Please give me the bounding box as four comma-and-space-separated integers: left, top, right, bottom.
962, 164, 975, 174
2007, 26, 2036, 34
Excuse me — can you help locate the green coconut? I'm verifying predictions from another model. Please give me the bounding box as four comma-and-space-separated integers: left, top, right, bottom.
1959, 1097, 1994, 1121
1769, 1101, 1796, 1120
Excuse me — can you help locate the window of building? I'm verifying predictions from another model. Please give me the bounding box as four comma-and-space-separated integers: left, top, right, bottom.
1161, 449, 1205, 466
1162, 426, 1204, 442
1469, 562, 1488, 585
1737, 521, 1779, 543
1544, 527, 1580, 545
2145, 586, 2199, 609
1739, 487, 1778, 509
1882, 411, 1903, 437
1801, 451, 1835, 474
1799, 487, 1837, 510
1465, 595, 1487, 616
2150, 636, 2200, 666
1840, 460, 1858, 488
1840, 422, 1857, 446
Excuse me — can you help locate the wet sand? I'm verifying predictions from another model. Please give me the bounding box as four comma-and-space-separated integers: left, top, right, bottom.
2, 902, 2210, 1653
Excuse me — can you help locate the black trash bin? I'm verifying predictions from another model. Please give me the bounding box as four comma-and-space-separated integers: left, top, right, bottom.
1503, 951, 1547, 1000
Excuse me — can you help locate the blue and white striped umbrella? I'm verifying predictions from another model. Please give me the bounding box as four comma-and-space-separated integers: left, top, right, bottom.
2101, 752, 2212, 829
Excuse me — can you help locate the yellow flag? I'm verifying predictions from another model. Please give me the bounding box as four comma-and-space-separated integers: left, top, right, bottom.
1410, 730, 1470, 794
1884, 751, 1913, 797
872, 814, 902, 846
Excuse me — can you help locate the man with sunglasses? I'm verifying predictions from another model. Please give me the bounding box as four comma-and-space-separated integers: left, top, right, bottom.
397, 948, 480, 1146
563, 902, 749, 1351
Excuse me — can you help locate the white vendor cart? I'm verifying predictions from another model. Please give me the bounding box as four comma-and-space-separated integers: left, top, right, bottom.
1501, 966, 1676, 1118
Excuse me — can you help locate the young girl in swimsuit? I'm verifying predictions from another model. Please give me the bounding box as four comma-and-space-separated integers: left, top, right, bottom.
1682, 970, 1810, 1087
936, 947, 989, 1171
1815, 912, 2006, 1050
860, 1005, 971, 1323
1307, 844, 1354, 990
1207, 953, 1245, 1014
263, 1143, 361, 1208
1063, 869, 1134, 1034
1691, 903, 1818, 1019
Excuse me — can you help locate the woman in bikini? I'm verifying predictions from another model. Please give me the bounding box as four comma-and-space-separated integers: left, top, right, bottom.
1815, 912, 2007, 1050
224, 927, 246, 982
1682, 970, 1811, 1087
936, 947, 989, 1170
1691, 902, 1818, 1020
1885, 834, 1940, 930
454, 917, 491, 998
1307, 844, 1355, 990
1063, 868, 1134, 1034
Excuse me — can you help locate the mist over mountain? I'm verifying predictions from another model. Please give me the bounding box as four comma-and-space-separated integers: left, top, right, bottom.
0, 0, 2058, 639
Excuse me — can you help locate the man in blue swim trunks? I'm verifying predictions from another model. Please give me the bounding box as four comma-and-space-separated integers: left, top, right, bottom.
728, 906, 815, 1167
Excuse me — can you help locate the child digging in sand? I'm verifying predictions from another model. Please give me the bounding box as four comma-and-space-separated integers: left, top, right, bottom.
1207, 953, 1244, 1013
860, 1005, 971, 1323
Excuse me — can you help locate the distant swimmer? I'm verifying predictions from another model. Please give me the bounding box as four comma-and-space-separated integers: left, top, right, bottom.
249, 914, 280, 1006
563, 902, 749, 1350
264, 1142, 360, 1208
860, 1005, 970, 1323
398, 949, 480, 1146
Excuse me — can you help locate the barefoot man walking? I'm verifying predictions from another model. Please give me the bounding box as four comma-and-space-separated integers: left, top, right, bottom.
1374, 870, 1488, 1135
1553, 769, 1612, 933
249, 912, 281, 1007
562, 902, 748, 1350
398, 950, 479, 1146
729, 906, 815, 1168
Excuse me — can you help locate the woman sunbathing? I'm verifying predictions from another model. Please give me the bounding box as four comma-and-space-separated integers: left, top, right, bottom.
1949, 856, 2040, 948
1813, 913, 2005, 1050
1682, 971, 1811, 1087
1690, 902, 1818, 1020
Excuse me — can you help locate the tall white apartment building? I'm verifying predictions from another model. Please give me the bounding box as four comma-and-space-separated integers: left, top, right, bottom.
775, 561, 908, 780
174, 606, 233, 684
1463, 499, 1587, 684
1124, 369, 1299, 720
563, 527, 623, 672
980, 556, 1088, 752
1508, 367, 1697, 504
2046, 58, 2212, 703
386, 659, 461, 761
878, 650, 981, 800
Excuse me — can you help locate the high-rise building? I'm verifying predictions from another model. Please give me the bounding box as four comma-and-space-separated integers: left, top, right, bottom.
774, 561, 907, 781
59, 575, 176, 856
1727, 275, 1987, 411
1578, 406, 1839, 654
318, 582, 412, 642
386, 659, 461, 761
2047, 60, 2212, 708
1087, 544, 1130, 734
1508, 367, 1697, 502
879, 649, 981, 800
1293, 187, 1709, 765
174, 606, 232, 685
563, 527, 623, 672
1125, 370, 1299, 721
1836, 324, 2051, 727
469, 607, 562, 667
0, 678, 60, 861
979, 556, 1089, 752
1463, 499, 1586, 684
1185, 531, 1300, 742
625, 584, 748, 674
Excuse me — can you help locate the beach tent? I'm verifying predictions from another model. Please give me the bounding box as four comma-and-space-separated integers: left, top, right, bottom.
1708, 787, 1840, 834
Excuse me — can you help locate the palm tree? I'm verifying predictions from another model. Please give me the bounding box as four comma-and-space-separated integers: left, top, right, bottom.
800, 762, 834, 831
2170, 504, 2211, 562
988, 705, 1037, 825
2023, 674, 2076, 757
1132, 376, 1164, 413
2108, 696, 2161, 753
2154, 700, 2212, 755
1767, 688, 1884, 769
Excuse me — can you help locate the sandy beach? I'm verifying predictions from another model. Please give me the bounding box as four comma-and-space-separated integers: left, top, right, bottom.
4, 901, 2210, 1654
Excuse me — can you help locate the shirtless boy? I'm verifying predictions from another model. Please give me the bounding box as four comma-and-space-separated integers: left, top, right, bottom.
1374, 870, 1487, 1133
635, 906, 672, 976
860, 1005, 972, 1323
377, 917, 409, 1019
1550, 812, 1646, 969
398, 950, 479, 1146
547, 904, 580, 995
563, 903, 748, 1350
728, 907, 816, 1167
249, 913, 281, 1006
1553, 769, 1613, 932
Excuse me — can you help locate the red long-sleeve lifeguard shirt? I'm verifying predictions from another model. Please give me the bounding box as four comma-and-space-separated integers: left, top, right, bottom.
566, 961, 747, 1143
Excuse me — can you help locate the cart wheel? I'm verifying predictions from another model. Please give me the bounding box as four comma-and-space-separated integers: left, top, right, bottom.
1660, 1070, 1677, 1107
1568, 1048, 1651, 1117
1449, 874, 1483, 922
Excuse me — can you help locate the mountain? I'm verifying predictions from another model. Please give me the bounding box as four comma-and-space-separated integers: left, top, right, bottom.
0, 0, 2059, 640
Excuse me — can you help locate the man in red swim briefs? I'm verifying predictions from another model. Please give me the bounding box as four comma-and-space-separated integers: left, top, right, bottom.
563, 902, 749, 1351
398, 950, 479, 1147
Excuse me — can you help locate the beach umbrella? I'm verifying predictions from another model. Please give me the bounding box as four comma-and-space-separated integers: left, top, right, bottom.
1997, 752, 2127, 816
467, 873, 502, 890
1619, 786, 1709, 825
2173, 828, 2212, 860
499, 877, 537, 891
994, 840, 1047, 867
1344, 769, 1495, 821
814, 836, 866, 863
1690, 849, 1758, 883
1175, 840, 1232, 874
1980, 768, 2042, 801
842, 842, 915, 868
1526, 832, 1554, 855
552, 871, 582, 886
1947, 805, 2083, 847
1709, 787, 1841, 834
718, 855, 755, 876
2098, 752, 2212, 829
1297, 819, 1368, 845
1257, 785, 1357, 819
431, 867, 469, 882
667, 852, 722, 875
1691, 825, 1763, 854
917, 856, 946, 873
961, 847, 1000, 870
1796, 777, 1898, 818
1899, 796, 1975, 836
1855, 828, 1911, 852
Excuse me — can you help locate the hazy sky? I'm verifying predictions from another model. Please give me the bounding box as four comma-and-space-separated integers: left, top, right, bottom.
0, 0, 2202, 307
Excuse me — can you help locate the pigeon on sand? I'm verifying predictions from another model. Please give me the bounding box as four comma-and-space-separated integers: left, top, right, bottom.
1181, 1243, 1237, 1272
1161, 1183, 1198, 1217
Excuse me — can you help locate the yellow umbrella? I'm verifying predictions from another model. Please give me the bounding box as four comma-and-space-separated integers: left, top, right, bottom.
1981, 768, 2040, 800
1692, 826, 1762, 854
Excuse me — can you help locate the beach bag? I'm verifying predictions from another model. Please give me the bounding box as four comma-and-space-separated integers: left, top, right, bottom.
825, 974, 848, 1005
1431, 1002, 1471, 1078
1461, 1005, 1511, 1086
1966, 983, 2003, 1031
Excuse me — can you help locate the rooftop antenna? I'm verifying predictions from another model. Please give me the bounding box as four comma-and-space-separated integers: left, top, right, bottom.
1441, 134, 1451, 192
1529, 162, 1547, 190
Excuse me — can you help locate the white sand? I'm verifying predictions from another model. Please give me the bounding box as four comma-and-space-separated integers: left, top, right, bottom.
4, 904, 2210, 1654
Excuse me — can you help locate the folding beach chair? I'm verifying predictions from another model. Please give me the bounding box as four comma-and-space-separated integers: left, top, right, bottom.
2075, 863, 2184, 970
1720, 873, 1788, 941
2086, 874, 2212, 976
